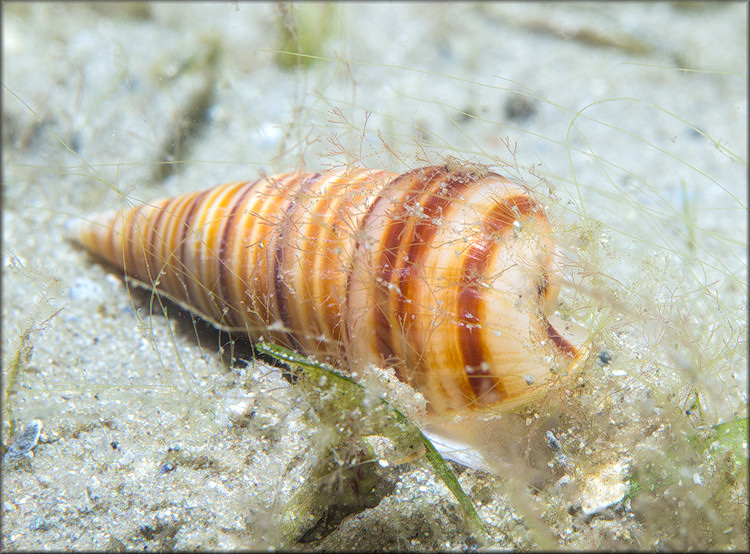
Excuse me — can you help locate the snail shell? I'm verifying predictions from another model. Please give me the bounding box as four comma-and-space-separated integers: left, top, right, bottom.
71, 165, 588, 417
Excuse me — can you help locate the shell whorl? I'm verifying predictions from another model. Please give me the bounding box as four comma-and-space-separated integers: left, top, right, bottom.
74, 165, 586, 416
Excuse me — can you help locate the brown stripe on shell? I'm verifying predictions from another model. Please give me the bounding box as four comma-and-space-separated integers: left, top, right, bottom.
129, 203, 161, 287
348, 187, 397, 364
177, 189, 213, 318
160, 192, 202, 308
234, 173, 290, 339
118, 204, 138, 280
255, 173, 306, 345
323, 169, 397, 358
236, 178, 276, 333
274, 172, 323, 351
283, 169, 369, 357
185, 185, 225, 321
456, 190, 542, 406
217, 180, 260, 329
195, 182, 249, 326
140, 196, 179, 308
141, 201, 170, 288
370, 166, 445, 368
304, 173, 349, 354
395, 169, 477, 377
141, 198, 175, 295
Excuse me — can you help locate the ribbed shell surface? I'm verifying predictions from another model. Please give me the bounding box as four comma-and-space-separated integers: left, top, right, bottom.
74, 165, 583, 415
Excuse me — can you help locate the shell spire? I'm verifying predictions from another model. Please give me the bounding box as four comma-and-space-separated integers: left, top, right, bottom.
73, 165, 588, 416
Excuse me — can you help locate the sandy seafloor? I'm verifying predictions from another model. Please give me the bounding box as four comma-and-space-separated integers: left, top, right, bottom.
2, 2, 747, 551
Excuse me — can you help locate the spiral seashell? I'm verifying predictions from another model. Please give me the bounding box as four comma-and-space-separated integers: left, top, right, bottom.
71, 164, 588, 416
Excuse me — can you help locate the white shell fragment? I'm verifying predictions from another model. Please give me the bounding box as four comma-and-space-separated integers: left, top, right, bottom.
579, 459, 630, 515
4, 419, 43, 462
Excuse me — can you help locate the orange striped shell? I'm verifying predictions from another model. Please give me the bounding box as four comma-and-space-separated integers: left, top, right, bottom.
72, 165, 588, 417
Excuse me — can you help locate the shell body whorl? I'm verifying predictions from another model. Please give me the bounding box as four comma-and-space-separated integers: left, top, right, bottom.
75, 165, 586, 416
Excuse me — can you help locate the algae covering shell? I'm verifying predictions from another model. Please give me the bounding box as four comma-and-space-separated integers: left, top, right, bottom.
71, 164, 588, 417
